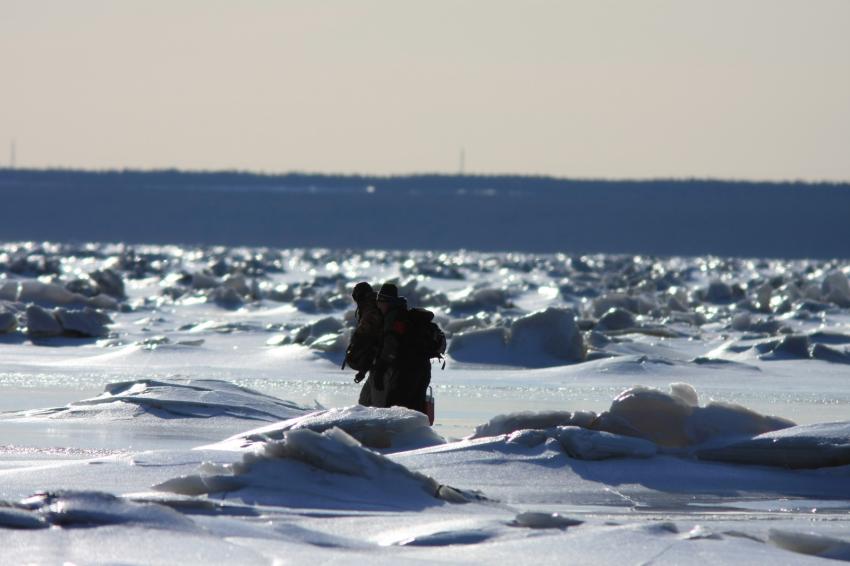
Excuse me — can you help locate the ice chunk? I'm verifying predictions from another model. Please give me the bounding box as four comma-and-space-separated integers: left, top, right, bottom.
596, 308, 636, 331
447, 326, 508, 359
822, 270, 850, 308
0, 309, 17, 334
553, 426, 657, 460
90, 268, 126, 299
697, 421, 850, 469
16, 279, 118, 309
811, 343, 850, 364
54, 307, 112, 338
703, 280, 736, 303
213, 405, 445, 452
449, 307, 585, 367
24, 304, 63, 338
208, 286, 243, 309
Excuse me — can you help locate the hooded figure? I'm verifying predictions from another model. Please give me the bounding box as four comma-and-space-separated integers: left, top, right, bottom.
345, 282, 384, 406
371, 283, 432, 414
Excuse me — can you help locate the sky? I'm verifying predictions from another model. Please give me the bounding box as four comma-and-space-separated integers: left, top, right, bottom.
2, 1, 849, 181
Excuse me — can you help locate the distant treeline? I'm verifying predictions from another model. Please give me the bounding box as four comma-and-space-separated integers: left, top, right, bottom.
0, 167, 846, 193
0, 168, 848, 258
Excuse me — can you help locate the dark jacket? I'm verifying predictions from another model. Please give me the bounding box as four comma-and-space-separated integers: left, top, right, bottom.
371, 300, 432, 414
347, 290, 383, 406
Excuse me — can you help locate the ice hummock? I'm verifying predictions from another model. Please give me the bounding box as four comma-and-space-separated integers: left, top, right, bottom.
470, 383, 795, 452
594, 383, 795, 448
155, 427, 465, 510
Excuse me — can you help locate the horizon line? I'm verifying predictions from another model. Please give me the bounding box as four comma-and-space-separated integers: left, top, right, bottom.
0, 165, 848, 188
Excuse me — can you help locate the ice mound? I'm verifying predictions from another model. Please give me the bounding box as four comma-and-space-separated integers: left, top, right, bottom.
0, 491, 195, 530
209, 405, 446, 452
448, 307, 586, 367
53, 307, 113, 338
697, 421, 850, 469
10, 304, 114, 339
156, 427, 461, 510
594, 383, 794, 448
470, 384, 794, 452
10, 379, 309, 423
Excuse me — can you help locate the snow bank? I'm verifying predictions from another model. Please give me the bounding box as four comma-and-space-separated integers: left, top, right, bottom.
9, 379, 309, 423
697, 421, 850, 469
209, 405, 445, 452
448, 307, 585, 367
156, 427, 463, 510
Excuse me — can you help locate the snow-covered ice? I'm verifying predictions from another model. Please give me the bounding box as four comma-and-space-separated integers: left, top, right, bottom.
0, 241, 849, 563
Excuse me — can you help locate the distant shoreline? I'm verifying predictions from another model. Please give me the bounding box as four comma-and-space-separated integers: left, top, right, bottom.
1, 168, 849, 259
1, 167, 847, 191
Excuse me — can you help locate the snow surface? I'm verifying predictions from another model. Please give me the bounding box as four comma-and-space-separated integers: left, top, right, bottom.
0, 241, 849, 564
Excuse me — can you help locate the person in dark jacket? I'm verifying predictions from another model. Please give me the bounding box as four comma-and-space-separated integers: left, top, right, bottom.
345, 282, 384, 406
371, 283, 431, 414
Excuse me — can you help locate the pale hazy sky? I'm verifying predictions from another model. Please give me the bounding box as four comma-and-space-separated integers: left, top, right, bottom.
2, 1, 849, 180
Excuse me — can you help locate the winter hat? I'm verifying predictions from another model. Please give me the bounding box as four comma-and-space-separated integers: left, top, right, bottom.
376, 283, 402, 303
352, 281, 374, 302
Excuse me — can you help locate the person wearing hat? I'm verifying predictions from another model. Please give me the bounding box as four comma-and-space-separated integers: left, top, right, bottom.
370, 282, 432, 414
344, 282, 384, 407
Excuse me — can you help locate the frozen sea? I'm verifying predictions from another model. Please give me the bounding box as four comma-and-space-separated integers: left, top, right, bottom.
0, 237, 848, 564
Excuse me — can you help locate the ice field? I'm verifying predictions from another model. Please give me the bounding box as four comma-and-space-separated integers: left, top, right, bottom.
0, 241, 848, 564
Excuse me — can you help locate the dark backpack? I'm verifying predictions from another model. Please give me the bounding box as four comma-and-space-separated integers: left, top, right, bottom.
405, 307, 447, 366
